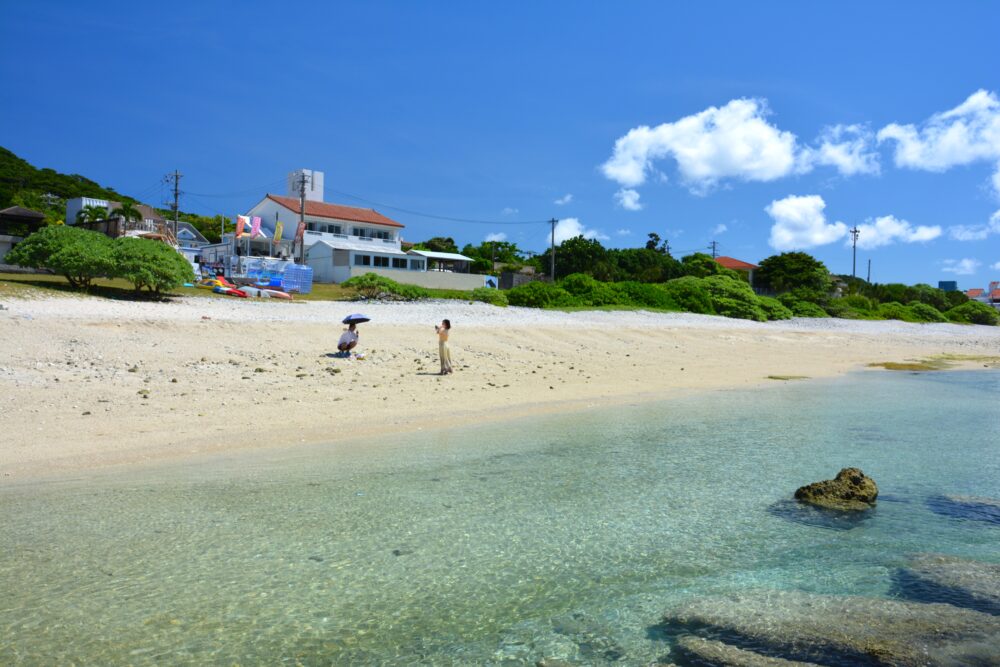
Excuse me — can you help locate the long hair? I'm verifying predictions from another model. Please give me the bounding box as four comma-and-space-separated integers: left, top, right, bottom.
442, 319, 451, 329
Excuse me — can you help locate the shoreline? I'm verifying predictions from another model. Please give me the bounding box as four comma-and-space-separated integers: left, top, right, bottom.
3, 294, 999, 483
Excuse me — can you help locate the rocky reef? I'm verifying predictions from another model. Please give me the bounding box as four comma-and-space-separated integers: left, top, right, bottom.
661, 588, 1000, 666
794, 468, 878, 511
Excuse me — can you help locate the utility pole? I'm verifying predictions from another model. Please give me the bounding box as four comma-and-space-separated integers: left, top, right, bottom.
663, 239, 671, 256
849, 226, 861, 279
549, 218, 558, 280
491, 241, 496, 273
297, 172, 310, 264
867, 258, 871, 284
708, 240, 719, 258
165, 170, 182, 240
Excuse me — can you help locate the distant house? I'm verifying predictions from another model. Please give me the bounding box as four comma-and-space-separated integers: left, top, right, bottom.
0, 205, 46, 263
175, 222, 209, 247
966, 288, 985, 300
714, 256, 759, 285
66, 197, 175, 242
242, 169, 484, 289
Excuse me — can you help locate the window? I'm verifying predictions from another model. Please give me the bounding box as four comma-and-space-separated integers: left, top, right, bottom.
373, 256, 389, 268
392, 257, 407, 269
409, 259, 425, 271
354, 254, 370, 266
352, 226, 392, 240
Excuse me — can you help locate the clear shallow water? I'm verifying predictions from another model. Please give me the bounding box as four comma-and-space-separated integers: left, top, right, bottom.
1, 370, 998, 665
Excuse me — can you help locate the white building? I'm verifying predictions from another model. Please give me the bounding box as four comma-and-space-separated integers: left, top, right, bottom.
244, 172, 483, 289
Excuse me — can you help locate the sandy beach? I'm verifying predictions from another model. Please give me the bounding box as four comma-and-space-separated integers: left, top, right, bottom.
2, 294, 998, 481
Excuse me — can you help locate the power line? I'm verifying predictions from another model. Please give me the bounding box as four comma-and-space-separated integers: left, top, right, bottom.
325, 187, 550, 226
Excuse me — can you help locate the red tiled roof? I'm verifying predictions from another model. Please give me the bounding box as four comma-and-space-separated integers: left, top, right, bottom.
266, 194, 404, 228
991, 289, 1000, 300
714, 255, 759, 271
966, 288, 984, 297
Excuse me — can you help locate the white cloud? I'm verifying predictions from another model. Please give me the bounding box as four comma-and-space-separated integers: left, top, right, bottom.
765, 194, 847, 250
602, 98, 799, 193
800, 124, 881, 176
854, 215, 941, 249
949, 209, 1000, 241
712, 223, 728, 235
616, 228, 632, 236
942, 258, 981, 275
992, 261, 1000, 270
501, 207, 519, 216
614, 188, 643, 211
601, 98, 879, 199
877, 89, 1000, 195
554, 193, 573, 206
484, 232, 507, 242
553, 217, 608, 244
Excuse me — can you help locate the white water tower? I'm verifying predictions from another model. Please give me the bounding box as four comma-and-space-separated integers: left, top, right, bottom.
287, 169, 324, 202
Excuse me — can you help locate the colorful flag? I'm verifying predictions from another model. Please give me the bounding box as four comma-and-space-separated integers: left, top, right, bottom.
295, 220, 306, 243
274, 221, 283, 244
235, 215, 248, 238
250, 216, 262, 238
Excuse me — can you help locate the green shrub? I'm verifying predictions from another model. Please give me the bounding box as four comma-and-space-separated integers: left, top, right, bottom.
702, 275, 766, 321
341, 272, 430, 301
610, 281, 679, 309
6, 225, 114, 289
757, 296, 793, 320
506, 280, 578, 308
471, 287, 508, 307
877, 301, 918, 322
841, 294, 878, 312
906, 301, 947, 323
945, 301, 999, 326
780, 296, 828, 318
661, 276, 714, 315
558, 273, 619, 306
112, 237, 194, 294
824, 298, 877, 320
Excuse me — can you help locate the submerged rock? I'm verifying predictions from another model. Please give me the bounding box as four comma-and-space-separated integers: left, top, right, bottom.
674, 635, 822, 666
767, 499, 874, 531
794, 467, 878, 511
894, 554, 1000, 616
661, 589, 1000, 666
926, 494, 1000, 525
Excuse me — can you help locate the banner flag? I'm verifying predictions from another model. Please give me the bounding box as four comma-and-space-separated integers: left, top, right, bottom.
295, 220, 306, 242
274, 221, 283, 244
250, 216, 262, 238
235, 215, 248, 238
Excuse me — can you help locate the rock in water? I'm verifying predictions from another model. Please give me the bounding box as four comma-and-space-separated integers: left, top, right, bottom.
926, 494, 1000, 525
895, 554, 1000, 616
662, 589, 1000, 666
794, 467, 878, 511
674, 635, 822, 666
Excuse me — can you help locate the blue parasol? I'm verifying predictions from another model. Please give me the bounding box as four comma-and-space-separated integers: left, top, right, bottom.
342, 313, 371, 324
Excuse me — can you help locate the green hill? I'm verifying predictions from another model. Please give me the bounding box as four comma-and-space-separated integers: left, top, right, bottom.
0, 147, 229, 241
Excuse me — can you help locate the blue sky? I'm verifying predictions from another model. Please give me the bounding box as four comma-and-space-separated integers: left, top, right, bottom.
2, 1, 998, 286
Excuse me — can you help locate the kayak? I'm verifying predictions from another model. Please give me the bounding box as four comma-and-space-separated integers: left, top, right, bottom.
262, 289, 292, 300
241, 287, 271, 298
212, 286, 248, 298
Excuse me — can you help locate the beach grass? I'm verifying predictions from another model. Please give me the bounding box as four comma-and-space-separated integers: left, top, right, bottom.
868, 359, 952, 371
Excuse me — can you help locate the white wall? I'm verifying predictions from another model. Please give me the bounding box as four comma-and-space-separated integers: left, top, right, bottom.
345, 267, 489, 290
65, 197, 109, 225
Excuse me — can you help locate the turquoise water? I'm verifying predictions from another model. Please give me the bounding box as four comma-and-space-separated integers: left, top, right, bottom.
1, 370, 998, 665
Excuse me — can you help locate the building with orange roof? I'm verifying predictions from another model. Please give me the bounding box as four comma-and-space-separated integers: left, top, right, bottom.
714, 256, 759, 285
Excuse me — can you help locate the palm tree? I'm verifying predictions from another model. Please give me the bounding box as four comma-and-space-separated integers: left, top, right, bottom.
75, 205, 108, 224
114, 202, 142, 223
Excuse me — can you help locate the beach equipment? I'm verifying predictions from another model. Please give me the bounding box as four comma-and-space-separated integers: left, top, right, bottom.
342, 313, 371, 324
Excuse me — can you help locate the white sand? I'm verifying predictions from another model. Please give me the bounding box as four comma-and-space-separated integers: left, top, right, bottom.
2, 294, 998, 481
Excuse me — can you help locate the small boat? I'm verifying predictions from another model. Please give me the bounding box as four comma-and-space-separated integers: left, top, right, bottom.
241, 287, 271, 298
262, 289, 292, 300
